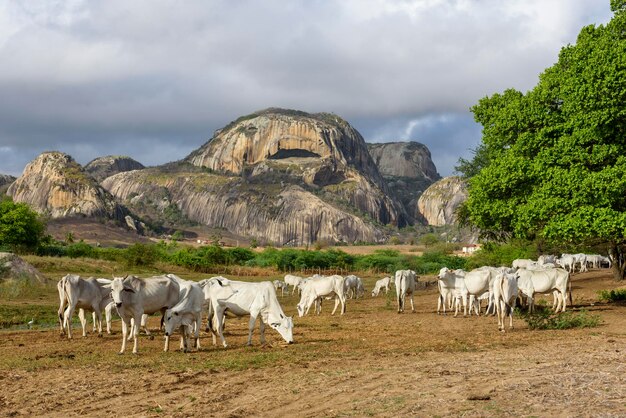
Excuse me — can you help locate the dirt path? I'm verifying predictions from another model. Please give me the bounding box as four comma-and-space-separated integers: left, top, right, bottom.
0, 270, 625, 417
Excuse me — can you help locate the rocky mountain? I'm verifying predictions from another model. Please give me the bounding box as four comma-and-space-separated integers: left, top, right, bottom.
7, 152, 126, 219
104, 108, 405, 245
367, 142, 440, 223
0, 174, 16, 194
85, 155, 145, 182
417, 176, 468, 226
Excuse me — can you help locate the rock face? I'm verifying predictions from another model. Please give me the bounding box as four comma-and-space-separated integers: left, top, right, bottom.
103, 108, 406, 245
84, 155, 145, 182
0, 174, 16, 194
186, 108, 402, 227
367, 142, 440, 223
7, 152, 125, 219
417, 176, 468, 226
0, 252, 47, 284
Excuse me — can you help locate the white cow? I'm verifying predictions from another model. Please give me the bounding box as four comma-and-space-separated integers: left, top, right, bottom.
163, 278, 204, 352
437, 268, 466, 316
557, 254, 576, 273
461, 268, 492, 317
297, 275, 347, 317
110, 275, 180, 354
284, 274, 304, 295
538, 254, 557, 266
573, 253, 588, 272
57, 275, 112, 339
273, 280, 288, 297
371, 276, 392, 297
395, 270, 417, 313
516, 268, 571, 313
204, 279, 294, 347
344, 275, 365, 299
493, 272, 518, 332
512, 259, 537, 269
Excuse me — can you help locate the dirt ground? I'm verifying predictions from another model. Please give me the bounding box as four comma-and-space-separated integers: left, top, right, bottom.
0, 270, 625, 417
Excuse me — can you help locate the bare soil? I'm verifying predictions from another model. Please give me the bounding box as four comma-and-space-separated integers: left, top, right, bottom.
0, 270, 625, 417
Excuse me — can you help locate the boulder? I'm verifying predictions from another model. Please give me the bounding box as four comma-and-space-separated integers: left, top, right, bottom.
0, 252, 47, 284
84, 155, 145, 182
417, 176, 468, 226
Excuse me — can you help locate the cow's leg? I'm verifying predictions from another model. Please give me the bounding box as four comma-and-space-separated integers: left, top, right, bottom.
259, 317, 266, 345
216, 308, 228, 348
128, 318, 135, 341
180, 325, 188, 352
78, 308, 88, 337
247, 315, 257, 346
93, 307, 103, 336
105, 302, 113, 334
141, 314, 150, 336
437, 294, 442, 315
119, 317, 129, 354
331, 297, 340, 315
64, 305, 74, 339
132, 314, 141, 354
409, 294, 415, 313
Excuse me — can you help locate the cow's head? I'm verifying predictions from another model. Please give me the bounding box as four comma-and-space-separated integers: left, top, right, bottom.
269, 313, 294, 344
110, 275, 136, 308
371, 288, 379, 297
163, 308, 182, 336
438, 267, 451, 279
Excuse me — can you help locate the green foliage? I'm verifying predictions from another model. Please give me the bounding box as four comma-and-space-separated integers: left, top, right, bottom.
124, 243, 159, 267
465, 240, 537, 269
462, 4, 626, 277
419, 233, 440, 247
171, 231, 184, 241
0, 198, 46, 252
518, 307, 601, 330
597, 289, 626, 302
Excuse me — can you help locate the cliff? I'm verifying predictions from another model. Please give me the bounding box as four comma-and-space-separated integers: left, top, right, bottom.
7, 152, 126, 219
367, 142, 440, 223
84, 155, 145, 182
417, 176, 468, 226
0, 174, 16, 194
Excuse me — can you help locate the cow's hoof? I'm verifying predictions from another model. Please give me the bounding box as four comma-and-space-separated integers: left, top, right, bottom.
118, 352, 124, 355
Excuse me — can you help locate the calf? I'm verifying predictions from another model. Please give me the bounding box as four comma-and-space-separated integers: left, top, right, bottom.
371, 276, 392, 297
297, 275, 347, 317
344, 275, 365, 299
163, 278, 204, 352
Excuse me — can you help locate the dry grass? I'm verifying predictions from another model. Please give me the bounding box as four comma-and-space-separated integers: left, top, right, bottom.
0, 269, 625, 416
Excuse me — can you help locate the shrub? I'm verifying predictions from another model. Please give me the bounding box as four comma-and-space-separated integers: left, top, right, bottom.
518, 307, 600, 330
597, 289, 626, 303
123, 243, 159, 267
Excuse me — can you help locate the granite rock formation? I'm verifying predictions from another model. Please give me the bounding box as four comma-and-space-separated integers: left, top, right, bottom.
84, 155, 145, 182
417, 176, 468, 226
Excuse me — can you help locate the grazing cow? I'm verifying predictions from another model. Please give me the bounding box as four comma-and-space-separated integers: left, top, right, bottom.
163, 278, 204, 352
344, 275, 365, 299
111, 275, 180, 354
493, 272, 518, 332
516, 268, 571, 313
273, 280, 288, 297
573, 253, 588, 272
57, 275, 112, 339
371, 276, 392, 297
461, 268, 492, 317
284, 274, 304, 295
204, 279, 294, 347
395, 270, 417, 313
297, 275, 347, 317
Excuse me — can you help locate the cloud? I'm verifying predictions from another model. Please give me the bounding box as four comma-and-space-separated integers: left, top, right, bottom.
0, 0, 613, 176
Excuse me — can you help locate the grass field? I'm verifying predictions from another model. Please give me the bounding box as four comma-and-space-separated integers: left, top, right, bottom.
0, 258, 625, 417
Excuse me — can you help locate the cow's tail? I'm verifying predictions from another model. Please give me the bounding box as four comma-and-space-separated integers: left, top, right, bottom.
397, 273, 404, 311
58, 277, 67, 324
499, 276, 512, 317
206, 298, 217, 334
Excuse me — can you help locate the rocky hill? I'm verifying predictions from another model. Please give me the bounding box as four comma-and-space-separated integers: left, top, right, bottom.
367, 142, 440, 223
104, 108, 405, 245
0, 174, 16, 194
7, 152, 126, 219
84, 155, 145, 182
417, 176, 468, 226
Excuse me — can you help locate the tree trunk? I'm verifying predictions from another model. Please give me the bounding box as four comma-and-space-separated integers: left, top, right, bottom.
609, 243, 625, 281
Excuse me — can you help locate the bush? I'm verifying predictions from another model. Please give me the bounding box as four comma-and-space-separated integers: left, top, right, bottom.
465, 240, 537, 269
597, 289, 626, 303
123, 243, 159, 267
0, 198, 46, 253
518, 307, 600, 330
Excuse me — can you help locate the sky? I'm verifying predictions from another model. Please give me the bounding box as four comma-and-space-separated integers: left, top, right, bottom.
0, 0, 613, 177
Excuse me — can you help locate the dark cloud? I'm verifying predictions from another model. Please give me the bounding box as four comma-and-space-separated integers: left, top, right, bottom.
0, 1, 613, 176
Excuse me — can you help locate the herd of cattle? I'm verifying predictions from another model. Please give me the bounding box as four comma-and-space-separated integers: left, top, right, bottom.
55, 252, 610, 353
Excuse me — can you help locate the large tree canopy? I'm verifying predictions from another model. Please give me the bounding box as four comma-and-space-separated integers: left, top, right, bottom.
0, 197, 46, 253
462, 3, 626, 278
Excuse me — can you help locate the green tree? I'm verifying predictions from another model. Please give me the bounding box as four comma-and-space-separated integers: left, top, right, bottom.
0, 198, 46, 252
462, 3, 626, 280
